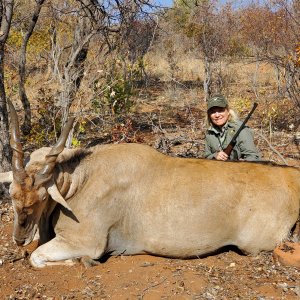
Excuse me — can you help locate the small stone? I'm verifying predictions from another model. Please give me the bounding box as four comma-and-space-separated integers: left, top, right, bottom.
278, 283, 289, 292
140, 262, 154, 267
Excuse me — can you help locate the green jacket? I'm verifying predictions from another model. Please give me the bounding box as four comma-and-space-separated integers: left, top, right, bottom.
204, 120, 261, 161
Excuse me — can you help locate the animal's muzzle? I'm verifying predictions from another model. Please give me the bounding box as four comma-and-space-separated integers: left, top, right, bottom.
13, 236, 26, 246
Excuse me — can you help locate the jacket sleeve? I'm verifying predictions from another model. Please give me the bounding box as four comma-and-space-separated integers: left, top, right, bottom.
237, 127, 261, 161
204, 135, 217, 159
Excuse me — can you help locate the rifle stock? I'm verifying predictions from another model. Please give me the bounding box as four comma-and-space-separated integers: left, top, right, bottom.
223, 143, 235, 156
223, 102, 258, 158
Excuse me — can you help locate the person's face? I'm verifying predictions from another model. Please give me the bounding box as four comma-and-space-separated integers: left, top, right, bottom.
208, 106, 229, 127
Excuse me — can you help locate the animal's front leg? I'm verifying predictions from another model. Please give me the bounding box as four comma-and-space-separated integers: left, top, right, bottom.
29, 236, 103, 268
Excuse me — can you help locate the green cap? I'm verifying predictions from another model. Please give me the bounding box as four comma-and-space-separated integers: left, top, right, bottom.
207, 95, 228, 111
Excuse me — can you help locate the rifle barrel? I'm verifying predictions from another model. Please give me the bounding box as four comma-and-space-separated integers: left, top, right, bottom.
223, 102, 258, 157
230, 102, 258, 143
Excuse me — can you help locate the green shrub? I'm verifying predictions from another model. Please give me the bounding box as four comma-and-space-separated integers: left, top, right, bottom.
91, 58, 139, 115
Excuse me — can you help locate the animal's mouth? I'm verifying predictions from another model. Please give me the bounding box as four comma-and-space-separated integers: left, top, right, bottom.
14, 223, 38, 246
13, 236, 26, 246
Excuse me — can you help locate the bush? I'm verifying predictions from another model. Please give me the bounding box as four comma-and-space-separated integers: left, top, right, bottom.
91, 58, 140, 115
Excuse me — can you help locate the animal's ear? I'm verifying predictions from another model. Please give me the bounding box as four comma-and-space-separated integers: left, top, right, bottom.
0, 171, 13, 183
47, 184, 73, 212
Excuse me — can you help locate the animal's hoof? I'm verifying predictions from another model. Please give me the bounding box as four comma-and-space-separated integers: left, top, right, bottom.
29, 253, 46, 268
80, 256, 101, 268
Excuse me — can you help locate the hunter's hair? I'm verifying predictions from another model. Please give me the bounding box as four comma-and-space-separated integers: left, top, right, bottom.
206, 106, 239, 128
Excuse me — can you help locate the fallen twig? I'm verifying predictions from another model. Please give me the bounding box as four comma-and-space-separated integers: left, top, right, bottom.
138, 277, 167, 299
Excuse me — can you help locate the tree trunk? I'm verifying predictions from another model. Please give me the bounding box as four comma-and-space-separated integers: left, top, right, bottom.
55, 17, 91, 148
0, 0, 14, 173
60, 39, 89, 128
203, 56, 212, 102
274, 64, 283, 97
0, 44, 11, 172
285, 62, 300, 109
252, 57, 260, 100
19, 0, 46, 135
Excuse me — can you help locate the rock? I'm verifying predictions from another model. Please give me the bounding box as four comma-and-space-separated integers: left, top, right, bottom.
140, 261, 155, 267
273, 242, 300, 268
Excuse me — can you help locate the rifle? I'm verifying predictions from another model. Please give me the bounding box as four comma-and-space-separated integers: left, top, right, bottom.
223, 102, 258, 157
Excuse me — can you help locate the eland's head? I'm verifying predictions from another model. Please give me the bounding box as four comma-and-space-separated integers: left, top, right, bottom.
7, 100, 74, 245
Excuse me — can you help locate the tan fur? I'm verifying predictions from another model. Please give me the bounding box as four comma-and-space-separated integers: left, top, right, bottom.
5, 143, 300, 268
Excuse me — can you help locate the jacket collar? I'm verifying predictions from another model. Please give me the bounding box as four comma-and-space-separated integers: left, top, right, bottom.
208, 121, 234, 135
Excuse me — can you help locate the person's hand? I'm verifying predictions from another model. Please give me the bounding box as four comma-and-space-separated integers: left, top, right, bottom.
215, 151, 228, 161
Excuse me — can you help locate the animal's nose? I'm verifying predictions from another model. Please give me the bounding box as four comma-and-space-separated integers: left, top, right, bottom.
13, 236, 25, 246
